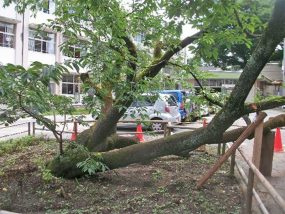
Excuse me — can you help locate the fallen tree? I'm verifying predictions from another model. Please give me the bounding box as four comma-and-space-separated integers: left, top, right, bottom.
49, 112, 285, 178
46, 0, 285, 178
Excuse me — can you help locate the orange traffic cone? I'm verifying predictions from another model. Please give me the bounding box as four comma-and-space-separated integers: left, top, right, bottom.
203, 118, 207, 127
136, 123, 144, 142
274, 128, 283, 152
71, 132, 77, 141
70, 121, 78, 141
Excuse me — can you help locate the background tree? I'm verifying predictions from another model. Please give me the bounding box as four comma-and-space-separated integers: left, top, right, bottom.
196, 0, 282, 70
0, 62, 75, 154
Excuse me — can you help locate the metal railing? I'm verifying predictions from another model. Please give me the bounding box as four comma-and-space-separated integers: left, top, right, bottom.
0, 119, 202, 141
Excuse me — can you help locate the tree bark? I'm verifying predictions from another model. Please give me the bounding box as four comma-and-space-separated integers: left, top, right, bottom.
77, 106, 124, 150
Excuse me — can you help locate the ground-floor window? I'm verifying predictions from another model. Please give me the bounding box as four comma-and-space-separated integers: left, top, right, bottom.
61, 74, 81, 95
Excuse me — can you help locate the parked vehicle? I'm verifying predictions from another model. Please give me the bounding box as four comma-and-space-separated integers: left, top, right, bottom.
122, 93, 181, 131
159, 90, 188, 121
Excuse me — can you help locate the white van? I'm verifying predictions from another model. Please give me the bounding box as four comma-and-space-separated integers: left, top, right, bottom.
122, 94, 181, 131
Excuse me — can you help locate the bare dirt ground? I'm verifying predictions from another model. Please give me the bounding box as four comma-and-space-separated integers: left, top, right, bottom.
0, 137, 242, 213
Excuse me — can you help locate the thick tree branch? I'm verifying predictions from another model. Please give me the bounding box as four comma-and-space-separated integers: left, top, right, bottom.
122, 36, 138, 82
50, 112, 285, 178
222, 113, 285, 143
243, 96, 285, 115
135, 31, 204, 81
80, 73, 105, 100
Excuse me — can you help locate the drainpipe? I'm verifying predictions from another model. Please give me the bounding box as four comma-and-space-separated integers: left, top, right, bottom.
283, 38, 285, 96
21, 13, 24, 66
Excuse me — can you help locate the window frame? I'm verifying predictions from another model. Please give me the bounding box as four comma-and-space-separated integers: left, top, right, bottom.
28, 29, 55, 54
42, 0, 55, 14
61, 74, 81, 95
62, 37, 83, 58
0, 21, 15, 48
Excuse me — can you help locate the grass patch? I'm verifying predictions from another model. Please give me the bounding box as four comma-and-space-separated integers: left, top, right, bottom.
43, 107, 90, 116
0, 136, 42, 156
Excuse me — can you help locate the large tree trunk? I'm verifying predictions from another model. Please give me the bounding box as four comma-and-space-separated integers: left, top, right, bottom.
49, 114, 285, 178
77, 93, 134, 150
77, 106, 124, 150
49, 0, 285, 178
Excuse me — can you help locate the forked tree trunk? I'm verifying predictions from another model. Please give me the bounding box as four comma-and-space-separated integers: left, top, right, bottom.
77, 106, 124, 150
102, 91, 113, 115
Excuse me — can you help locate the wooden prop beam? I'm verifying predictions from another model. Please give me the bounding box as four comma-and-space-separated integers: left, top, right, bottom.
196, 112, 267, 188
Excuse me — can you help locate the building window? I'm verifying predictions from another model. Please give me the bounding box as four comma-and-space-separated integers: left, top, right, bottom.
133, 32, 145, 43
65, 45, 82, 58
62, 37, 84, 58
42, 0, 55, 14
0, 22, 15, 48
61, 75, 81, 95
28, 29, 55, 54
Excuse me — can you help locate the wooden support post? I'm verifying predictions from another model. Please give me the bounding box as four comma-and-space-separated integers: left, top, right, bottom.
260, 131, 275, 177
168, 127, 172, 136
230, 149, 236, 176
32, 122, 35, 136
222, 142, 226, 154
164, 122, 171, 137
246, 169, 255, 214
196, 112, 266, 189
217, 143, 221, 155
28, 122, 31, 136
245, 120, 264, 213
164, 123, 167, 137
74, 120, 78, 136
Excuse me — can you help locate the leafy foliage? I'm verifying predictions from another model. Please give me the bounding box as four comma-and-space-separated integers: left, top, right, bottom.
76, 153, 109, 176
0, 62, 71, 124
55, 142, 109, 175
199, 0, 277, 70
0, 62, 75, 148
2, 0, 264, 115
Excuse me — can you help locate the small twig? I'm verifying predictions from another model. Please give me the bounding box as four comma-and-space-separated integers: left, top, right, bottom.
233, 8, 261, 38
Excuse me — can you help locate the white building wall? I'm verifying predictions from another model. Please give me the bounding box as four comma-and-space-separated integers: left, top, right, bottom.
29, 11, 55, 26
28, 51, 56, 65
0, 47, 15, 64
0, 1, 18, 20
0, 2, 86, 101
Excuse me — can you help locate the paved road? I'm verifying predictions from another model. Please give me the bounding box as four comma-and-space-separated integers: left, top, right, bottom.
1, 109, 285, 142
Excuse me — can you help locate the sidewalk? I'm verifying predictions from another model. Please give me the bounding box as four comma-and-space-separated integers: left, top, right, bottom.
235, 133, 285, 213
